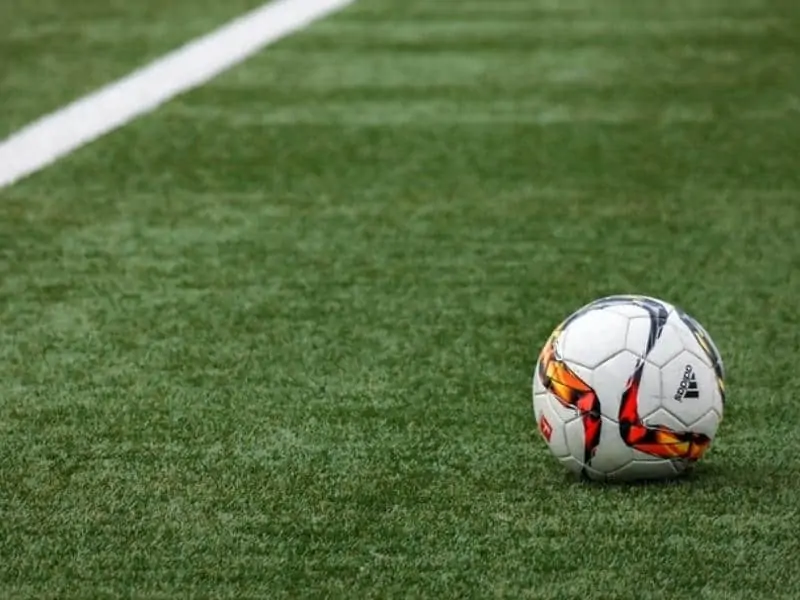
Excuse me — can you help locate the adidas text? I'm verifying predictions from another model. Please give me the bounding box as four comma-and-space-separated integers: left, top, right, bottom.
674, 365, 700, 401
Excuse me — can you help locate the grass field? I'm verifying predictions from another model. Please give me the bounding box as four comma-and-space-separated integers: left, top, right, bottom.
1, 0, 799, 598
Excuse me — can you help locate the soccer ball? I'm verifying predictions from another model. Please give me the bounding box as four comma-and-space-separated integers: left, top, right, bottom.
532, 295, 725, 481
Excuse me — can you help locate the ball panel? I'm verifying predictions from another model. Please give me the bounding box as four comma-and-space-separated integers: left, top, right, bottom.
535, 333, 603, 466
562, 360, 595, 392
591, 349, 650, 420
563, 417, 590, 465
534, 386, 583, 429
608, 458, 678, 481
532, 364, 547, 420
584, 294, 675, 316
642, 407, 689, 431
595, 301, 650, 320
712, 386, 724, 419
670, 317, 714, 368
631, 318, 685, 368
687, 408, 721, 439
636, 407, 713, 462
532, 385, 547, 418
559, 309, 630, 369
628, 358, 663, 422
534, 394, 570, 458
669, 309, 727, 407
660, 351, 718, 426
587, 415, 634, 474
674, 307, 726, 378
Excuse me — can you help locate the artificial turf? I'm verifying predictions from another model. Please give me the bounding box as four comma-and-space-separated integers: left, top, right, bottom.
1, 0, 799, 598
0, 0, 267, 137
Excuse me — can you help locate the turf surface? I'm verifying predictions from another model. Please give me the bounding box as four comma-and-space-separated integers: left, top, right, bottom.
0, 0, 266, 137
1, 0, 799, 598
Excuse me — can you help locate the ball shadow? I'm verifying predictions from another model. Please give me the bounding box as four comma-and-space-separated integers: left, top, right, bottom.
561, 461, 720, 489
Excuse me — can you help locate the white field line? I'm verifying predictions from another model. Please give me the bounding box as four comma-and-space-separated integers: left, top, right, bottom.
0, 0, 354, 190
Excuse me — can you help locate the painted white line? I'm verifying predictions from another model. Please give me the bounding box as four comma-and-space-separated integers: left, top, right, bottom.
0, 0, 354, 190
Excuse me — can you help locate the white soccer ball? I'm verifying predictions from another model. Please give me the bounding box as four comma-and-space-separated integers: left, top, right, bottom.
532, 295, 726, 481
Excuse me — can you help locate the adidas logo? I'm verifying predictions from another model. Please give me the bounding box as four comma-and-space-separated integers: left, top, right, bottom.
673, 365, 699, 401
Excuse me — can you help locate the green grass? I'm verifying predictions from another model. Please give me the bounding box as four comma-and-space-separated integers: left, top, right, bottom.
1, 0, 799, 598
0, 0, 266, 137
